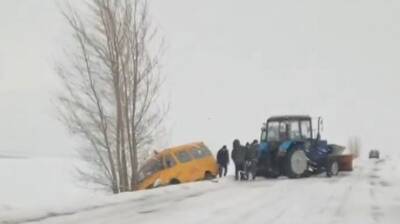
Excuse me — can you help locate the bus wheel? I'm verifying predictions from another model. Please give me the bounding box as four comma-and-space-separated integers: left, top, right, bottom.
204, 171, 214, 180
169, 179, 180, 185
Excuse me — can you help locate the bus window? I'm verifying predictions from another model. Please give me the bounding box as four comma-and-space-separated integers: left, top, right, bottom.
164, 154, 177, 168
175, 150, 193, 163
190, 147, 211, 159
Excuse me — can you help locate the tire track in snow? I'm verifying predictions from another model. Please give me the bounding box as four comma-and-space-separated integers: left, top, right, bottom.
194, 180, 284, 224
219, 177, 323, 224
324, 165, 365, 224
298, 174, 353, 224
368, 158, 389, 223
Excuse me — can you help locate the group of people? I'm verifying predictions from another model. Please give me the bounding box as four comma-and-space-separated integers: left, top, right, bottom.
216, 139, 260, 180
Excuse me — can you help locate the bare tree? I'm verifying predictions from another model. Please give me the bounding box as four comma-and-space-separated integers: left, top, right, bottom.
56, 0, 165, 193
348, 136, 361, 159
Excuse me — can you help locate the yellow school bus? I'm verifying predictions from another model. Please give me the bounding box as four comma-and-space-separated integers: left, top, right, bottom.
136, 142, 218, 190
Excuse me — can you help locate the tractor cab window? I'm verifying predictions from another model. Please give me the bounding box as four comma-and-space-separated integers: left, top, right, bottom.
279, 121, 289, 140
268, 120, 306, 141
300, 120, 312, 139
267, 122, 280, 141
289, 121, 301, 140
260, 128, 267, 142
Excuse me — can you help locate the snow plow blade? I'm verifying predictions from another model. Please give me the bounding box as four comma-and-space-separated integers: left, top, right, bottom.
337, 154, 353, 171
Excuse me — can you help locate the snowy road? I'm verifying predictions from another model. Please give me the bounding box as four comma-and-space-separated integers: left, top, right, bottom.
3, 156, 400, 224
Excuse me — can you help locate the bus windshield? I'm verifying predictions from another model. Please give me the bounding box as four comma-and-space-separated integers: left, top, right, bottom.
138, 157, 163, 182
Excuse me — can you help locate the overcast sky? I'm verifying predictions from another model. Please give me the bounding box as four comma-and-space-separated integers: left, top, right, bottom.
1, 0, 400, 157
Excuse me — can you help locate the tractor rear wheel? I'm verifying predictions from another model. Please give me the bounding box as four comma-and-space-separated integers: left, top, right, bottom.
285, 148, 308, 178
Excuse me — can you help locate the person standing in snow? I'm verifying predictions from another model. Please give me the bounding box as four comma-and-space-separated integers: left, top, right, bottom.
245, 139, 260, 180
231, 139, 246, 180
245, 142, 250, 151
216, 145, 230, 177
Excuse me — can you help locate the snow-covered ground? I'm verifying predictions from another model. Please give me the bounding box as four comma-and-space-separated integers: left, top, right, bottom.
1, 153, 400, 224
0, 155, 107, 222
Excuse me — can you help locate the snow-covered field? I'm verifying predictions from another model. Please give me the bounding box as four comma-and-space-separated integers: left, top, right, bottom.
1, 154, 400, 224
0, 155, 107, 223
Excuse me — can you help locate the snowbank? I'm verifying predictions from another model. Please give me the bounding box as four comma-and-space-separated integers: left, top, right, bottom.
0, 155, 106, 222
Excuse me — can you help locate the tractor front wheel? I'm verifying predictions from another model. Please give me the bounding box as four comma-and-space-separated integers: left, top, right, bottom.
326, 160, 340, 177
285, 148, 309, 178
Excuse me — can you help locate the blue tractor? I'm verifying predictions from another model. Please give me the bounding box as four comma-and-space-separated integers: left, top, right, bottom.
258, 115, 344, 178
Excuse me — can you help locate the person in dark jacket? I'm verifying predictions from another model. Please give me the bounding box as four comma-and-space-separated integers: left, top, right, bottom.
216, 145, 230, 177
246, 139, 260, 180
231, 139, 246, 180
247, 140, 259, 161
244, 140, 259, 180
245, 142, 253, 161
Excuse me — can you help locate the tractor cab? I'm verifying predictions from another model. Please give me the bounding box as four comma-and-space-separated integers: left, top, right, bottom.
258, 115, 333, 178
259, 115, 319, 160
260, 115, 314, 143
